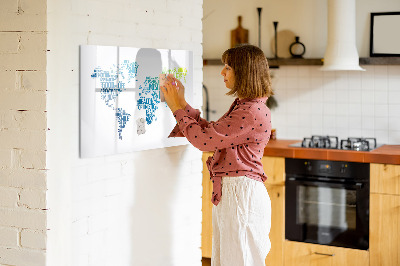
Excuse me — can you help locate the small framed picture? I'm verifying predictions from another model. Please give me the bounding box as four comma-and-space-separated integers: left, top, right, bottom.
370, 12, 400, 57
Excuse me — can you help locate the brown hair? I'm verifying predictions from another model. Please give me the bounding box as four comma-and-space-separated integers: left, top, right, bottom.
221, 44, 273, 99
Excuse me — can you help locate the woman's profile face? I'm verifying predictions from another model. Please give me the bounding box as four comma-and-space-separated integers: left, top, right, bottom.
220, 64, 235, 89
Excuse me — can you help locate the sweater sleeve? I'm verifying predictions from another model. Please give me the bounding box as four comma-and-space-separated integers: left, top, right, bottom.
168, 104, 210, 138
172, 106, 257, 152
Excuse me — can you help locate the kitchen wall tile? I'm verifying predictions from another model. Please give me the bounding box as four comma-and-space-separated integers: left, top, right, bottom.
298, 102, 312, 115
336, 103, 349, 116
374, 117, 389, 130
362, 116, 375, 130
204, 65, 400, 144
348, 103, 362, 116
388, 131, 400, 143
349, 128, 362, 137
310, 77, 324, 90
322, 70, 335, 78
388, 117, 400, 131
388, 91, 400, 104
389, 104, 400, 117
336, 128, 349, 140
298, 67, 311, 78
286, 77, 299, 89
349, 116, 362, 129
285, 66, 298, 77
361, 90, 374, 103
348, 90, 362, 103
335, 72, 349, 90
374, 65, 388, 77
323, 115, 336, 129
387, 65, 400, 76
298, 77, 311, 89
310, 66, 323, 77
336, 90, 349, 103
348, 71, 362, 90
311, 86, 323, 101
374, 90, 388, 104
323, 103, 336, 115
323, 86, 336, 103
311, 114, 324, 128
375, 104, 389, 117
374, 130, 389, 144
388, 75, 400, 91
374, 77, 388, 91
361, 74, 374, 91
311, 127, 325, 136
362, 129, 375, 138
361, 104, 375, 117
336, 116, 349, 128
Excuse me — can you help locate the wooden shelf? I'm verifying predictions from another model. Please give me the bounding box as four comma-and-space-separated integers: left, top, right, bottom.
203, 58, 323, 67
203, 57, 400, 67
359, 57, 400, 65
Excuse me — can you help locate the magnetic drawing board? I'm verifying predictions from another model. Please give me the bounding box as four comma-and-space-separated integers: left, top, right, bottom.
80, 45, 193, 157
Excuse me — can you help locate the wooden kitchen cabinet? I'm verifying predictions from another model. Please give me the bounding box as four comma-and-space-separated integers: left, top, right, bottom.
370, 163, 400, 195
370, 163, 400, 266
262, 156, 285, 266
202, 152, 213, 258
201, 154, 286, 266
264, 184, 285, 266
284, 241, 369, 266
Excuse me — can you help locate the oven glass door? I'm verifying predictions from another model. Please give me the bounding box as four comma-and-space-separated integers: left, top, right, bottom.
286, 179, 369, 250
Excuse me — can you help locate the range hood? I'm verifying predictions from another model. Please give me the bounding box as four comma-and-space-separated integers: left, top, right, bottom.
320, 0, 365, 71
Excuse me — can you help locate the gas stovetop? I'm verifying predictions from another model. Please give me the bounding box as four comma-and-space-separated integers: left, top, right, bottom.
289, 135, 382, 151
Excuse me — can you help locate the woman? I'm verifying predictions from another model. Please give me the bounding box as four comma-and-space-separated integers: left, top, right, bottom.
161, 44, 273, 266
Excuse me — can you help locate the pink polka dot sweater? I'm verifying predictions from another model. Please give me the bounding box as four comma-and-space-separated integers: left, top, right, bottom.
168, 97, 272, 206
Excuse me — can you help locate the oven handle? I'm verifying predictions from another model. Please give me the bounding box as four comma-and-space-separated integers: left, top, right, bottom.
314, 252, 335, 257
286, 177, 364, 189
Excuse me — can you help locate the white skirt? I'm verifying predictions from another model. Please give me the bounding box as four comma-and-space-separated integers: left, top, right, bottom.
212, 176, 271, 266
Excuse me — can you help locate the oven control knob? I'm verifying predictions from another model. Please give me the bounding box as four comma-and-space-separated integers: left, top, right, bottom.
304, 162, 312, 171
340, 164, 347, 174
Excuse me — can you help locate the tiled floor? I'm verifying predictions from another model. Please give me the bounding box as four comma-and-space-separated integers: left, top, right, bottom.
202, 257, 211, 266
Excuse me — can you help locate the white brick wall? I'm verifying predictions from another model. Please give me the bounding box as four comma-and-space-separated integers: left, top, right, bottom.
46, 1, 203, 266
0, 0, 48, 265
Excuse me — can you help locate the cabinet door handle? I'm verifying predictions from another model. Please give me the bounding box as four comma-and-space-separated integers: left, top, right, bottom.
314, 252, 335, 257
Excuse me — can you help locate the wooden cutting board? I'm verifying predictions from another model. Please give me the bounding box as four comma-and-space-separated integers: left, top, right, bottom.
231, 16, 249, 48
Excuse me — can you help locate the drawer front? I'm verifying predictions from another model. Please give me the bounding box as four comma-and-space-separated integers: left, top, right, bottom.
284, 241, 369, 266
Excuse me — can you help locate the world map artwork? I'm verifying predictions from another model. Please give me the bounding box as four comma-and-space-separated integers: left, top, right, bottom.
91, 61, 187, 140
80, 45, 193, 157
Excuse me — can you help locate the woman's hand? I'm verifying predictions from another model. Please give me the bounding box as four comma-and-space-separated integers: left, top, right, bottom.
172, 76, 187, 108
160, 75, 185, 113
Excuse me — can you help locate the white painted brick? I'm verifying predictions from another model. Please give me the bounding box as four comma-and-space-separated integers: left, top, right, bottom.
20, 229, 46, 249
19, 0, 47, 15
0, 149, 11, 169
0, 187, 19, 208
0, 12, 47, 31
0, 110, 47, 131
0, 33, 20, 54
0, 32, 47, 71
19, 189, 46, 209
0, 129, 46, 150
0, 208, 46, 230
16, 70, 47, 91
87, 212, 109, 233
0, 169, 47, 189
20, 149, 46, 170
0, 227, 19, 247
0, 90, 46, 111
0, 247, 45, 266
0, 71, 16, 90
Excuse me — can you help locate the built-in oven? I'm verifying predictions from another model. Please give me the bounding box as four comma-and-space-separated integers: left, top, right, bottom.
285, 158, 370, 250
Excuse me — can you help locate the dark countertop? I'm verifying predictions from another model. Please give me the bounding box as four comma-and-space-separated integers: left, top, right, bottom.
263, 139, 400, 165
